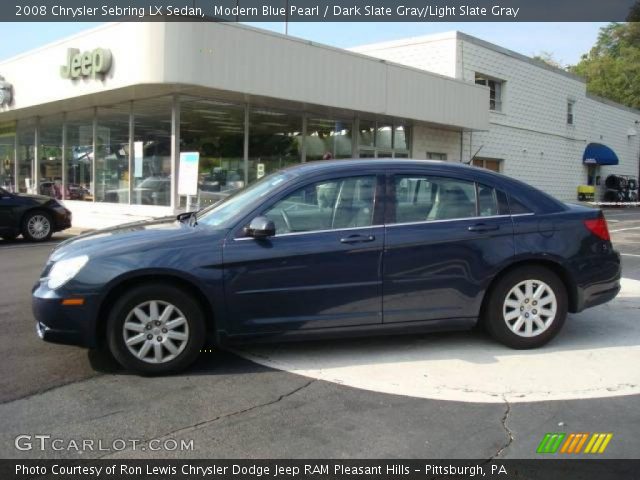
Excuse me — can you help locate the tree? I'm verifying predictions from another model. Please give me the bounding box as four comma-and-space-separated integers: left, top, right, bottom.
569, 22, 640, 109
532, 51, 564, 69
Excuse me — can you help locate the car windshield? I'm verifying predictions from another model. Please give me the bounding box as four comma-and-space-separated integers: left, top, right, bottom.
197, 171, 297, 227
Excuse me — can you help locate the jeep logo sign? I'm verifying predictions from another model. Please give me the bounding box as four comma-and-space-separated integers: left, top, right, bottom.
60, 48, 112, 80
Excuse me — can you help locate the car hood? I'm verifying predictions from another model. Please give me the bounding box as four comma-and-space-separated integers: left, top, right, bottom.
50, 216, 225, 262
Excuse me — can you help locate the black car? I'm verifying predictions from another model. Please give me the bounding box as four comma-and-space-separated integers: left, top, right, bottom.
32, 160, 620, 374
0, 187, 72, 242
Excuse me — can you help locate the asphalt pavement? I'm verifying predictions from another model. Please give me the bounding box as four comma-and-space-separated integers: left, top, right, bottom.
0, 209, 639, 460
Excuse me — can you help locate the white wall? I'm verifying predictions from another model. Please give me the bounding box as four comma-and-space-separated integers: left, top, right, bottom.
353, 31, 640, 201
459, 37, 640, 200
351, 32, 459, 78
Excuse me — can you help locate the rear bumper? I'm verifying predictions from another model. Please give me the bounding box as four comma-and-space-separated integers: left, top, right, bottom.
32, 282, 98, 348
572, 250, 621, 312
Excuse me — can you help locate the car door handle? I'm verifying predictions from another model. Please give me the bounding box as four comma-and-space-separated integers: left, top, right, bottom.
468, 223, 500, 232
340, 234, 375, 244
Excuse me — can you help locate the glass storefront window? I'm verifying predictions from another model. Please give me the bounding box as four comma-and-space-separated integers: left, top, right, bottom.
248, 108, 302, 183
0, 127, 15, 191
38, 115, 63, 199
16, 120, 35, 194
359, 119, 375, 148
132, 97, 172, 206
358, 120, 410, 158
394, 125, 409, 151
306, 118, 353, 161
180, 97, 245, 207
96, 104, 130, 203
66, 109, 94, 201
376, 123, 393, 149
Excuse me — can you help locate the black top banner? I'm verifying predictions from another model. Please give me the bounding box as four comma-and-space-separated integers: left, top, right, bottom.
4, 0, 640, 22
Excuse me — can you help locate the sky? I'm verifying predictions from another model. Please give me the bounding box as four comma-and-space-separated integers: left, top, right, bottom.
0, 22, 607, 66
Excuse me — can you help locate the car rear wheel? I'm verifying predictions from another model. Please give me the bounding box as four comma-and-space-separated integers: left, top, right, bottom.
106, 284, 205, 374
484, 266, 567, 349
22, 210, 53, 242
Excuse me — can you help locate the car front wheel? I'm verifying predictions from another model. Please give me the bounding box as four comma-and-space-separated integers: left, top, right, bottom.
484, 266, 568, 349
106, 284, 206, 374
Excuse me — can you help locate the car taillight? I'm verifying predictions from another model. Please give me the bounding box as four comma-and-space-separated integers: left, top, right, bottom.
584, 217, 610, 241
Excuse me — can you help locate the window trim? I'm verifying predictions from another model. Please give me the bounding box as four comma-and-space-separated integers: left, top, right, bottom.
567, 99, 575, 125
475, 73, 504, 112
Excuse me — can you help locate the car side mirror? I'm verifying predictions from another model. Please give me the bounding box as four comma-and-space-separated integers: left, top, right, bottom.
244, 216, 276, 239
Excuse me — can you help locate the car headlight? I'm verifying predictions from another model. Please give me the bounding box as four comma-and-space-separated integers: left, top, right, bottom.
47, 255, 89, 290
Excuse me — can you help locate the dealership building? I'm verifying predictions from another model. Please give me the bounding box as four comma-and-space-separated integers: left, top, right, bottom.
0, 23, 638, 228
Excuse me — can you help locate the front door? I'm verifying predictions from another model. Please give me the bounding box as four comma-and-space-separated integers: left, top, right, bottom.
383, 173, 514, 323
223, 174, 384, 335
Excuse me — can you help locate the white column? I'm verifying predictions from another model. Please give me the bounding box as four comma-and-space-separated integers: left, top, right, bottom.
61, 114, 67, 199
128, 101, 134, 205
33, 118, 40, 194
243, 104, 249, 186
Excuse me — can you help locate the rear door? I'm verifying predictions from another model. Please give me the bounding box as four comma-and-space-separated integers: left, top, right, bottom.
383, 172, 514, 323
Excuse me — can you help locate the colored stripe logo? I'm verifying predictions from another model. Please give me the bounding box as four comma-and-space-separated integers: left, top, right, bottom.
537, 433, 613, 454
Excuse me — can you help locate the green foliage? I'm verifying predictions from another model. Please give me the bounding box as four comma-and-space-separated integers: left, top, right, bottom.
532, 51, 564, 69
569, 22, 640, 109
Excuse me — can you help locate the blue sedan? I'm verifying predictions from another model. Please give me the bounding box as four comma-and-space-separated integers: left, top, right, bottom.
33, 160, 621, 374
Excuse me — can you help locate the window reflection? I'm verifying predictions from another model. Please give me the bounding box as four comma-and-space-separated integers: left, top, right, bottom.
17, 120, 35, 194
65, 109, 94, 201
249, 108, 302, 183
97, 104, 130, 204
306, 118, 352, 161
39, 115, 63, 199
0, 131, 15, 192
132, 97, 172, 206
180, 97, 245, 207
376, 123, 392, 149
359, 119, 375, 148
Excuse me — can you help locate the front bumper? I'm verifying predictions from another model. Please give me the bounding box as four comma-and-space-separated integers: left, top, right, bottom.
32, 282, 99, 348
51, 207, 72, 232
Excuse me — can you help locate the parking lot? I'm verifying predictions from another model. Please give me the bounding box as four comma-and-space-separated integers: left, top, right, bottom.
0, 209, 639, 459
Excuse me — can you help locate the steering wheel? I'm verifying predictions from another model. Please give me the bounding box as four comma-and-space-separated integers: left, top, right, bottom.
281, 209, 292, 232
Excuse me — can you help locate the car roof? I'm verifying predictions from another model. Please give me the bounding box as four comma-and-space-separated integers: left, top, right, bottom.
286, 158, 451, 174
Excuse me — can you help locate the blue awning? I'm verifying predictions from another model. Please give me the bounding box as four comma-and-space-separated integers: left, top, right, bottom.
583, 143, 619, 165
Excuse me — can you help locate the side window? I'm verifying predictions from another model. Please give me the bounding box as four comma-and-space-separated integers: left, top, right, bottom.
477, 183, 499, 217
264, 176, 376, 234
393, 175, 477, 223
509, 196, 533, 215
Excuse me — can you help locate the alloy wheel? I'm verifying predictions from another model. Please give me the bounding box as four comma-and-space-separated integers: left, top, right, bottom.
122, 300, 190, 364
502, 279, 557, 338
27, 215, 51, 240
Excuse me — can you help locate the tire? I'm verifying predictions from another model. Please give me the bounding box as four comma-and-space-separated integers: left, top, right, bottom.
106, 283, 206, 374
21, 210, 53, 242
484, 266, 568, 349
